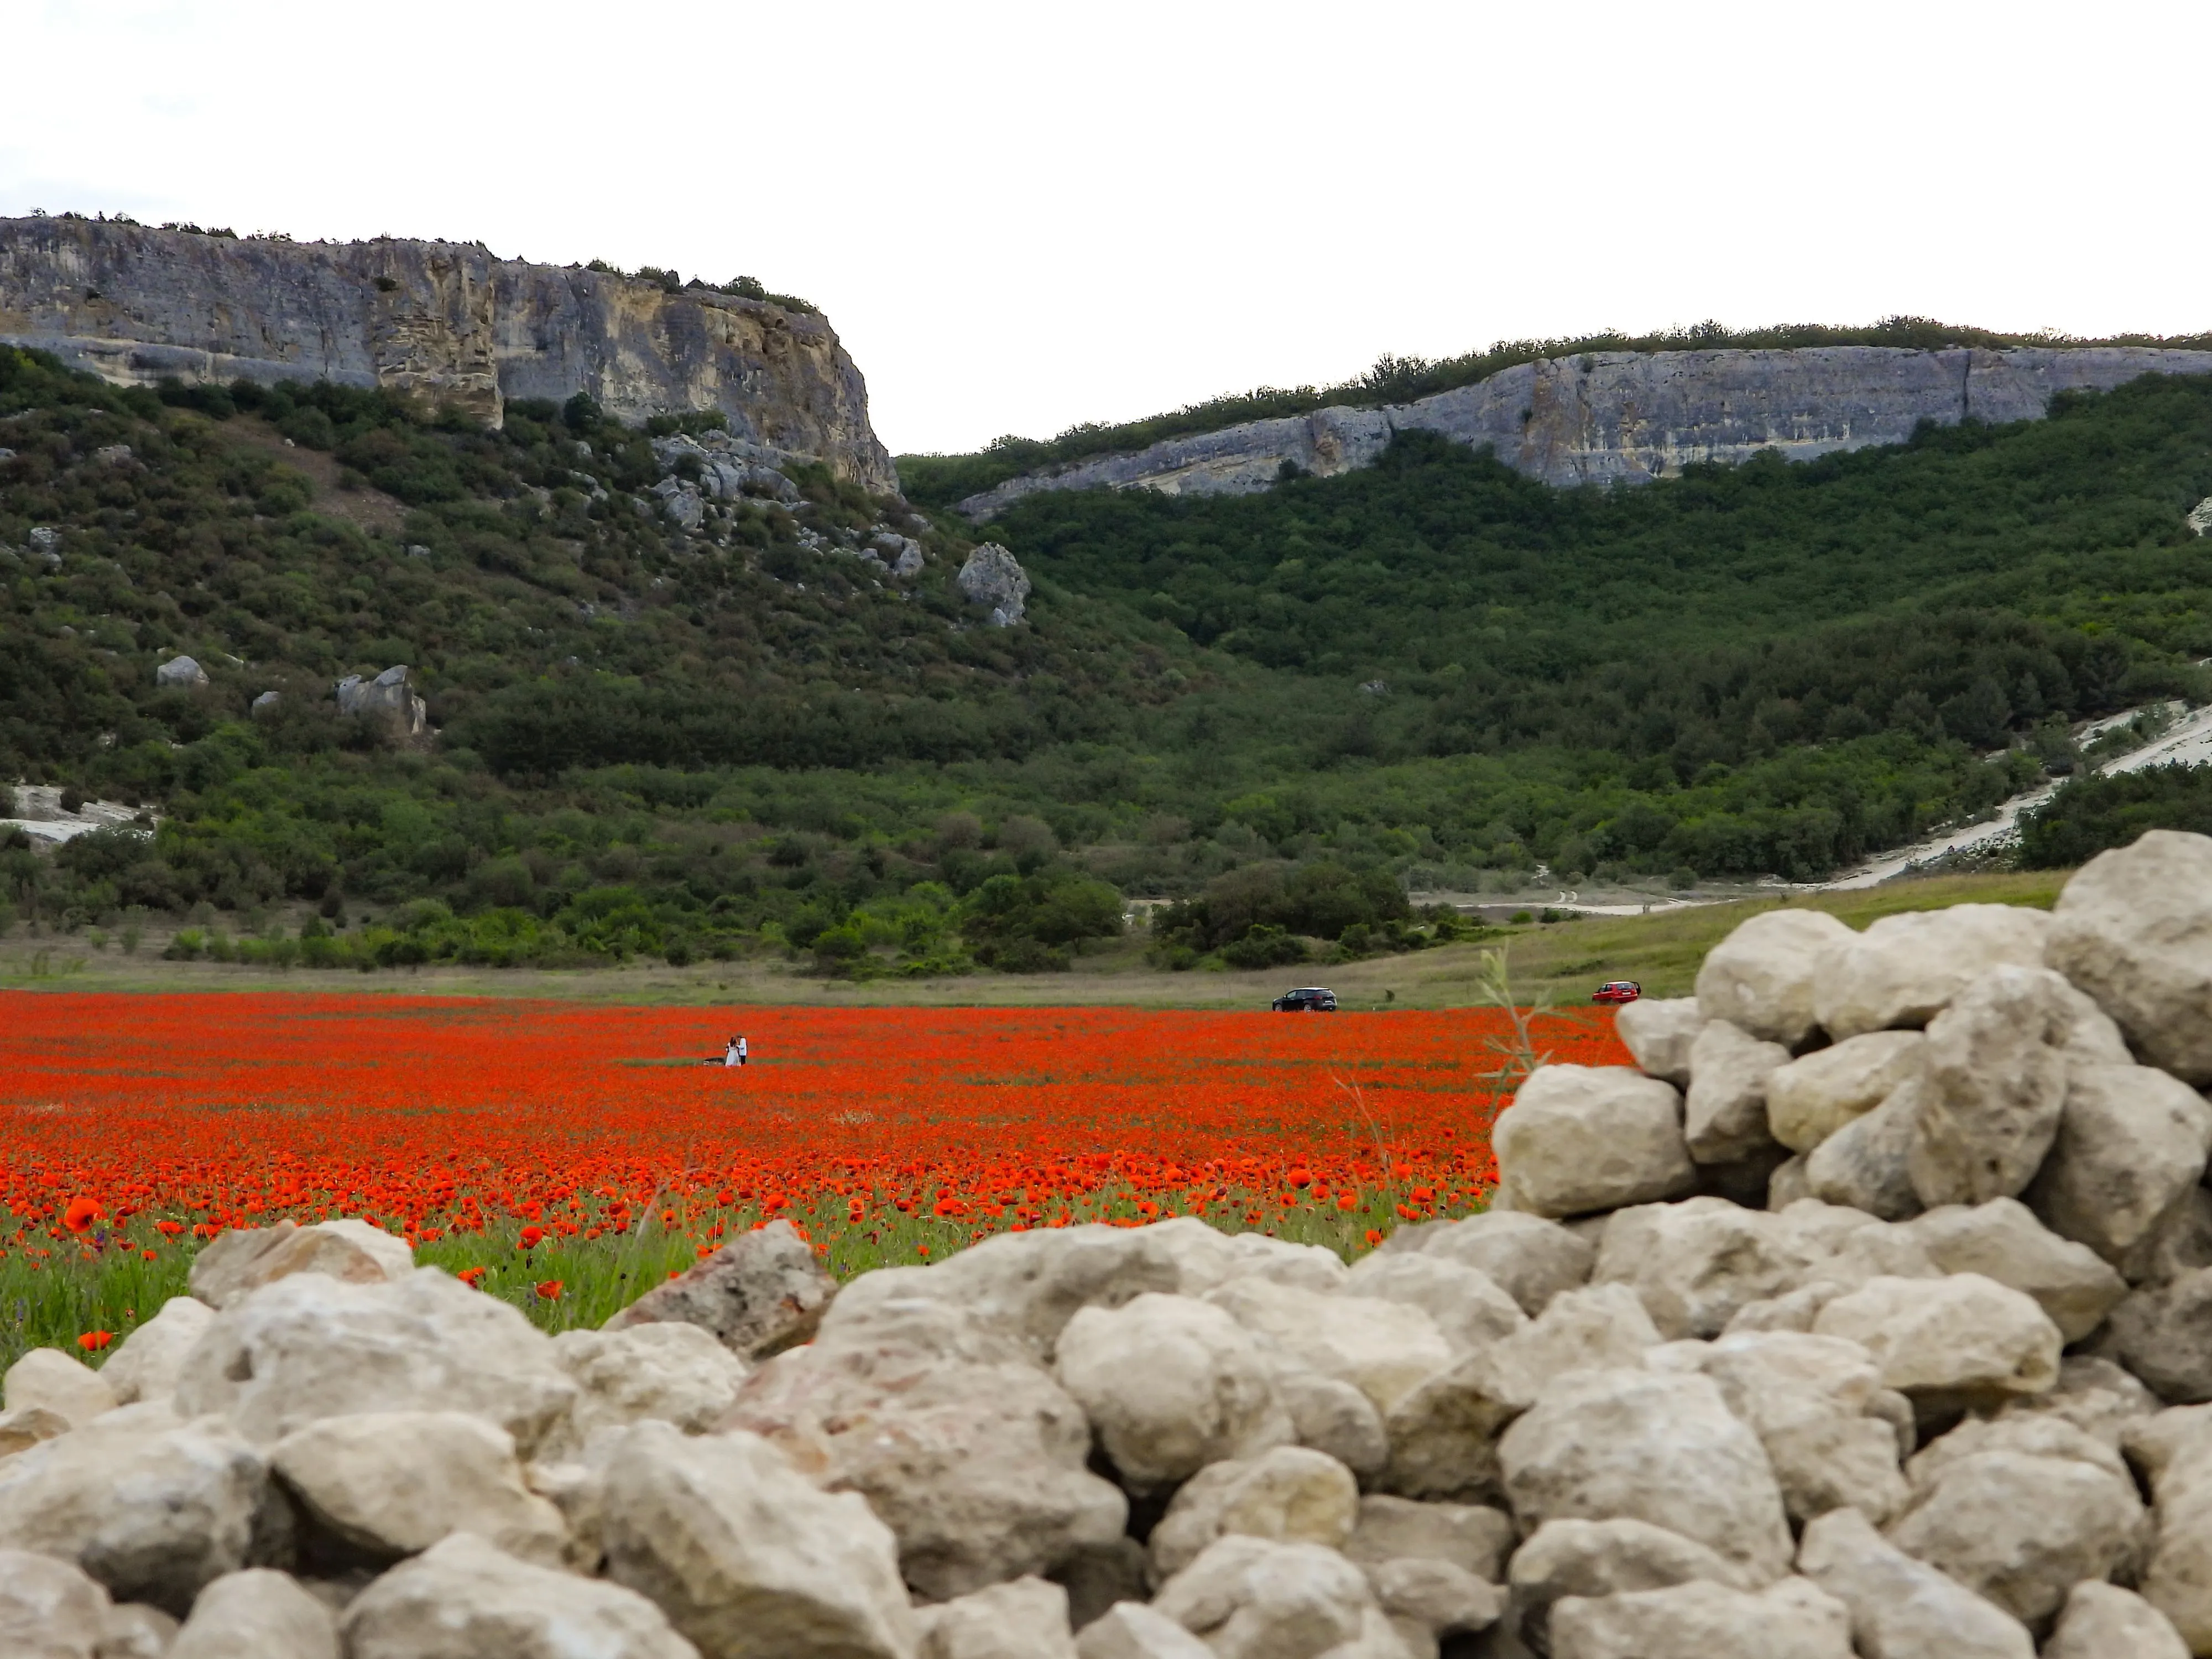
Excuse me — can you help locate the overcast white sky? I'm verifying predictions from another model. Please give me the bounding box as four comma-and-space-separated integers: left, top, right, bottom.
5, 0, 2208, 456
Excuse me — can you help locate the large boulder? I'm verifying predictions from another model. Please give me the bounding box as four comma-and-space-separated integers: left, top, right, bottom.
1651, 1332, 1910, 1526
1795, 1505, 2033, 1659
917, 1578, 1075, 1659
340, 1531, 701, 1659
1906, 967, 2084, 1208
168, 1568, 338, 1659
1400, 1211, 1594, 1316
1765, 1032, 1926, 1154
1147, 1446, 1359, 1580
1695, 907, 1855, 1048
1206, 1277, 1451, 1415
1493, 1067, 1695, 1218
1341, 1253, 1527, 1355
1140, 1218, 1348, 1296
173, 1269, 578, 1458
956, 544, 1031, 627
1548, 1577, 1853, 1659
1903, 1198, 2128, 1343
2028, 1063, 2212, 1270
1381, 1284, 1662, 1503
1885, 1426, 2146, 1628
1591, 1198, 1811, 1340
592, 1420, 914, 1658
1683, 1020, 1791, 1165
154, 654, 208, 690
1613, 997, 1706, 1084
0, 1547, 114, 1659
1053, 1293, 1292, 1491
2123, 1405, 2212, 1651
98, 1297, 215, 1405
1814, 904, 2051, 1039
2110, 1270, 2212, 1402
549, 1324, 751, 1447
1803, 1081, 1925, 1220
3, 1348, 116, 1428
603, 1219, 836, 1361
1148, 1535, 1394, 1659
2046, 829, 2212, 1084
0, 1411, 288, 1616
1498, 1367, 1797, 1583
188, 1219, 414, 1310
1812, 1273, 2060, 1404
2043, 1582, 2190, 1659
1503, 1517, 1751, 1654
721, 1295, 1124, 1599
269, 1410, 568, 1567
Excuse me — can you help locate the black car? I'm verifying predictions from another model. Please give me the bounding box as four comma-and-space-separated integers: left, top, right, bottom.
1271, 987, 1338, 1012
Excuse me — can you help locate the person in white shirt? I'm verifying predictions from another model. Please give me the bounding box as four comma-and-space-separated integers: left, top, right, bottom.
724, 1035, 748, 1068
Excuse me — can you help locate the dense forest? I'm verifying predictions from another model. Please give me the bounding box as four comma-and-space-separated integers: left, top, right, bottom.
2, 345, 2209, 974
896, 317, 2212, 509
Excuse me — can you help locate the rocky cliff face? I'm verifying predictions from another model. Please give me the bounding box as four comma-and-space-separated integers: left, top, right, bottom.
959, 345, 2212, 518
0, 217, 897, 493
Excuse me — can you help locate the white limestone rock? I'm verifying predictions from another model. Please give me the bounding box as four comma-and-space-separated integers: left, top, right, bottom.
1904, 1197, 2128, 1342
1206, 1277, 1451, 1415
2046, 829, 2212, 1084
3, 1347, 116, 1428
1149, 1535, 1392, 1659
1906, 966, 2083, 1208
187, 1218, 414, 1310
1795, 1505, 2033, 1659
1053, 1293, 1293, 1491
957, 544, 1031, 627
2028, 1062, 2212, 1269
1683, 1020, 1791, 1164
1812, 1273, 2060, 1402
0, 1546, 113, 1659
98, 1296, 215, 1405
1493, 1066, 1695, 1219
1141, 1218, 1349, 1296
1803, 1081, 1925, 1220
270, 1410, 568, 1567
1814, 904, 2051, 1039
340, 1531, 701, 1659
94, 1600, 175, 1659
173, 1268, 578, 1458
2043, 1581, 2191, 1659
1651, 1330, 1910, 1525
1147, 1444, 1359, 1580
0, 1405, 71, 1460
1406, 1211, 1595, 1316
168, 1568, 338, 1659
1502, 1517, 1751, 1655
601, 1218, 837, 1361
1591, 1197, 1812, 1340
1074, 1603, 1213, 1659
2110, 1269, 2212, 1403
549, 1323, 750, 1448
1995, 1355, 2159, 1449
1695, 907, 1855, 1048
1765, 1031, 1927, 1154
1343, 1494, 1514, 1582
1548, 1577, 1853, 1659
1366, 1556, 1499, 1644
2124, 1404, 2212, 1651
1613, 997, 1706, 1085
0, 1410, 286, 1616
1498, 1366, 1797, 1583
1342, 1254, 1527, 1356
916, 1577, 1076, 1659
721, 1296, 1124, 1600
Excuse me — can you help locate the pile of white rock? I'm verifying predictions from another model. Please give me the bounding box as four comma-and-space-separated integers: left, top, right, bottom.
4, 828, 2211, 1659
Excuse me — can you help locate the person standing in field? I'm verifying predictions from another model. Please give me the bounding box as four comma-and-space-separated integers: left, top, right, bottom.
724, 1035, 748, 1068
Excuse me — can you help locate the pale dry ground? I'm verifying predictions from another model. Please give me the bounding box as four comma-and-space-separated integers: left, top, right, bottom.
0, 869, 2069, 1010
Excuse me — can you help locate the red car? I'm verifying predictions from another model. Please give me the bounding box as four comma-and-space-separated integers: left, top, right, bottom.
1593, 980, 1642, 1005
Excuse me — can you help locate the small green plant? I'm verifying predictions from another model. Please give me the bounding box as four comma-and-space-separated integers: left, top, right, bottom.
1471, 947, 1558, 1088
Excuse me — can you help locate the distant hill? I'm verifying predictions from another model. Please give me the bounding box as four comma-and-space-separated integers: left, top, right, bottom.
3, 342, 2210, 977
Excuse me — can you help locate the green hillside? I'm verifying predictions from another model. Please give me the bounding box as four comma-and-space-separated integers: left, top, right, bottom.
2, 344, 2210, 977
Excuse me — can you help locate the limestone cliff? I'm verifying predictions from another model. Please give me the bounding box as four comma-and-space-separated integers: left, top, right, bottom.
0, 217, 896, 493
958, 345, 2212, 517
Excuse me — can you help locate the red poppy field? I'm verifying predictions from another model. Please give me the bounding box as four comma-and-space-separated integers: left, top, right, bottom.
0, 992, 1626, 1363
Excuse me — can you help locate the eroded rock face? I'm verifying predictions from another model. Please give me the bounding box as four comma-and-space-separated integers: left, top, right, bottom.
1695, 908, 1855, 1048
0, 215, 896, 491
341, 1531, 701, 1659
1494, 1067, 1695, 1218
957, 544, 1031, 627
2047, 829, 2212, 1084
1815, 905, 2051, 1040
603, 1219, 836, 1361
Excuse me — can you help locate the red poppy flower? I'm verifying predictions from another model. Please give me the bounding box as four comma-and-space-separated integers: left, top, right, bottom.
77, 1330, 113, 1352
518, 1226, 544, 1249
534, 1279, 563, 1301
457, 1266, 488, 1287
62, 1197, 103, 1233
